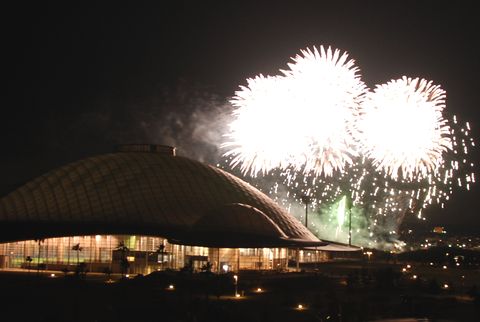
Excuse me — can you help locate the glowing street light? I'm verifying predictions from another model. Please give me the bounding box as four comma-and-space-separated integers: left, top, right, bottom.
365, 251, 373, 261
233, 274, 238, 297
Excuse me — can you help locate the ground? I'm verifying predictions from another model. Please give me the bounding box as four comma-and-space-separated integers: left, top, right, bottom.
1, 261, 479, 322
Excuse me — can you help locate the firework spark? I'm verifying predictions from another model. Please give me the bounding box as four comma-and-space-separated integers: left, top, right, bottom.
357, 77, 452, 180
223, 75, 296, 176
221, 46, 476, 250
223, 46, 367, 177
262, 116, 475, 249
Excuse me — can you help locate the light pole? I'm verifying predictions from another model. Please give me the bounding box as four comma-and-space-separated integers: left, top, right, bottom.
365, 251, 372, 262
233, 274, 239, 297
344, 196, 352, 247
301, 195, 311, 229
348, 205, 352, 247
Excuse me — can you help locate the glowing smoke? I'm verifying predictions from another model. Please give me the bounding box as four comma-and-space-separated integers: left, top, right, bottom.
70, 81, 232, 165
260, 115, 474, 250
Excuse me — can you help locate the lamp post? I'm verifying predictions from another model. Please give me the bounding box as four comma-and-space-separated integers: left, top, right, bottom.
343, 196, 352, 247
365, 251, 372, 262
233, 274, 239, 297
301, 195, 311, 229
348, 205, 352, 247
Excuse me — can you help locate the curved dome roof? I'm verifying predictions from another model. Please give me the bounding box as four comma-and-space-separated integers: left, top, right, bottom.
0, 146, 321, 247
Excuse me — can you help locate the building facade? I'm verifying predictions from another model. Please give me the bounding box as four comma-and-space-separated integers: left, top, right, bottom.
0, 235, 292, 274
0, 145, 325, 274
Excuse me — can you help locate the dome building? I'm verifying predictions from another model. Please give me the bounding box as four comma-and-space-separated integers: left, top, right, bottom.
0, 145, 325, 274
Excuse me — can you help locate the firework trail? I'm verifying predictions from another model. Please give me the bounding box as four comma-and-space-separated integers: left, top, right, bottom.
261, 116, 474, 249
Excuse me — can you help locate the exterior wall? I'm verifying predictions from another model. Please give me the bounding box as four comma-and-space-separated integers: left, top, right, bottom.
299, 249, 330, 263
287, 248, 330, 263
0, 235, 293, 274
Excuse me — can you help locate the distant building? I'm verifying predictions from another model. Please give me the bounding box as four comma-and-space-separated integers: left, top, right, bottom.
433, 226, 446, 234
0, 145, 326, 274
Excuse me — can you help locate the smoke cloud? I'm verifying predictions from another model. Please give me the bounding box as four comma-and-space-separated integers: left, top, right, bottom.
63, 80, 233, 166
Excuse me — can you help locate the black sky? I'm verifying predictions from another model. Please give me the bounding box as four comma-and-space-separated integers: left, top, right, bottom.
4, 1, 480, 233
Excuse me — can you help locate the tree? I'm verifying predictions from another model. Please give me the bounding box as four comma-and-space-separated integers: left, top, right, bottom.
34, 239, 45, 276
72, 243, 84, 277
156, 244, 166, 270
25, 256, 33, 273
115, 242, 130, 277
76, 262, 87, 278
71, 243, 83, 265
201, 261, 213, 274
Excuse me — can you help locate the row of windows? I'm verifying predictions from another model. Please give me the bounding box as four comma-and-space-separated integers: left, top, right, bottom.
0, 235, 294, 272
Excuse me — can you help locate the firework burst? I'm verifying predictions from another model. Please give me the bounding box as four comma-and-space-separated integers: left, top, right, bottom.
223, 75, 296, 176
223, 46, 367, 177
357, 77, 452, 180
221, 46, 476, 250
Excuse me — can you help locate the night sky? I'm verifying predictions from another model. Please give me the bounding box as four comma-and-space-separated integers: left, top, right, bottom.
4, 1, 479, 234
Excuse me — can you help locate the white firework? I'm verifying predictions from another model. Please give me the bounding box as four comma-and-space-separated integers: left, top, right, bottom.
357, 76, 452, 180
221, 47, 475, 250
223, 46, 367, 177
223, 75, 301, 176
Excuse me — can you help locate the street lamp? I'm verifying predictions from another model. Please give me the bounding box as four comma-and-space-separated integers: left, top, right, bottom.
348, 204, 352, 247
365, 251, 372, 261
233, 274, 238, 297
